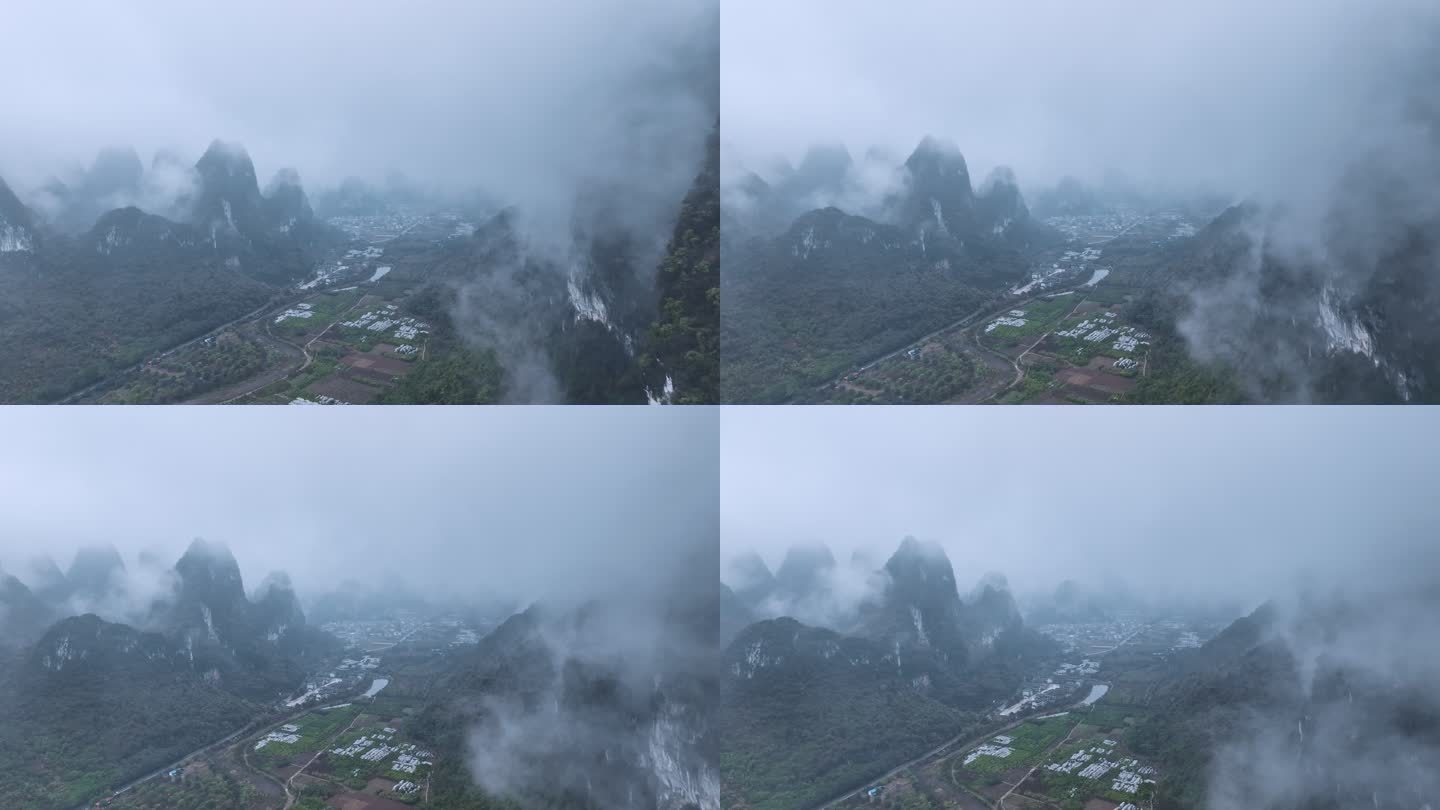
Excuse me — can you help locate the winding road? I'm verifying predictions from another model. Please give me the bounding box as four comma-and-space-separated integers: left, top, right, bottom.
70, 718, 261, 810
812, 684, 1112, 810
280, 711, 363, 809
981, 292, 1090, 402
208, 292, 367, 404
995, 722, 1081, 810
56, 296, 283, 404
807, 218, 1146, 403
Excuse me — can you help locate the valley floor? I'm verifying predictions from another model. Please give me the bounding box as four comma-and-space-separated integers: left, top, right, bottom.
805, 212, 1206, 405
70, 614, 482, 810
805, 617, 1214, 810
64, 211, 472, 406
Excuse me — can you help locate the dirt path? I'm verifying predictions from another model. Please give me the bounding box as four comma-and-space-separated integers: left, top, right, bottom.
954, 330, 1023, 403
73, 719, 260, 809
798, 300, 996, 402
242, 743, 291, 804
947, 767, 1003, 809
812, 716, 1029, 810
58, 297, 282, 404
183, 323, 305, 404
982, 293, 1090, 402
814, 698, 1090, 810
1092, 628, 1143, 656
815, 678, 1123, 810
207, 294, 367, 404
997, 722, 1081, 809
59, 239, 379, 405
813, 218, 1147, 404
282, 712, 362, 809
811, 278, 1084, 405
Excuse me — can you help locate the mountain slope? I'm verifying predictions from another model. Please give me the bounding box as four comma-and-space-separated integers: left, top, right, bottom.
40, 146, 147, 233
889, 135, 980, 240
411, 594, 718, 810
721, 539, 1056, 809
859, 537, 970, 658
1025, 579, 1113, 624
721, 617, 968, 810
0, 613, 254, 810
0, 542, 340, 809
720, 584, 754, 647
0, 137, 346, 402
642, 124, 720, 403
0, 176, 39, 254
1139, 132, 1440, 403
158, 539, 338, 696
721, 136, 1057, 403
1128, 589, 1440, 809
0, 572, 52, 647
725, 551, 776, 610
386, 127, 717, 405
64, 544, 127, 606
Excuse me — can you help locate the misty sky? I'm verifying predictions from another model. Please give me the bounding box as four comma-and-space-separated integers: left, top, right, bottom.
721, 407, 1440, 608
0, 407, 717, 606
1, 0, 716, 210
722, 0, 1440, 199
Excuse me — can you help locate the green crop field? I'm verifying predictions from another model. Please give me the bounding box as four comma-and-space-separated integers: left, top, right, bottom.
249, 705, 362, 769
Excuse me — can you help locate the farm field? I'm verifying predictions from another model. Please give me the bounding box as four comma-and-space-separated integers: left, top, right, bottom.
838, 705, 1161, 810
244, 696, 435, 808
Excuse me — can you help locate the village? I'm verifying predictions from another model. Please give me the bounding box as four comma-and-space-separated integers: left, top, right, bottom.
842, 612, 1231, 810
818, 207, 1212, 405
100, 609, 498, 808
1043, 213, 1140, 244
1034, 619, 1149, 656
297, 242, 392, 293
850, 682, 1165, 810
239, 698, 438, 807
326, 210, 475, 246
320, 615, 431, 651
253, 280, 435, 405
336, 303, 430, 348
1045, 741, 1158, 794
320, 613, 491, 658
1009, 245, 1108, 297
74, 205, 482, 406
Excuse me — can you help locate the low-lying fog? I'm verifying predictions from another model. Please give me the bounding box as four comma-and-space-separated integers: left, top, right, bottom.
722, 406, 1440, 615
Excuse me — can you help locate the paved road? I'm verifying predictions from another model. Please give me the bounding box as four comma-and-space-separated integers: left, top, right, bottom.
184, 319, 306, 404
797, 297, 1000, 402
807, 219, 1146, 403
71, 718, 260, 809
982, 292, 1091, 402
83, 683, 387, 810
282, 711, 362, 809
812, 686, 1110, 810
54, 235, 391, 405
813, 716, 1033, 810
809, 618, 1156, 810
368, 624, 423, 650
1092, 628, 1143, 656
210, 292, 367, 404
996, 720, 1082, 809
56, 296, 282, 404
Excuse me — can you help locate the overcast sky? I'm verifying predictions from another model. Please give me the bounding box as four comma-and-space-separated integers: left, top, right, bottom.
722, 0, 1440, 199
0, 407, 717, 606
0, 0, 716, 209
722, 407, 1440, 609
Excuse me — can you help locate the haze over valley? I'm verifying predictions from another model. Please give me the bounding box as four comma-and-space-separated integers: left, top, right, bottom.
0, 0, 719, 405
720, 408, 1440, 809
0, 407, 720, 810
720, 0, 1440, 404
